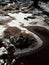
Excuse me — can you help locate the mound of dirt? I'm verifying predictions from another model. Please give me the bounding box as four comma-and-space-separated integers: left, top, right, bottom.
4, 27, 21, 38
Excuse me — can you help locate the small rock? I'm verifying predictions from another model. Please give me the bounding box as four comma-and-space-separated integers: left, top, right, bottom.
27, 16, 36, 19
0, 39, 3, 47
24, 17, 28, 20
7, 45, 15, 54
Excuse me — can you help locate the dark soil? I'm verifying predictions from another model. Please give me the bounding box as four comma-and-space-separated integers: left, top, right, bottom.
18, 26, 49, 65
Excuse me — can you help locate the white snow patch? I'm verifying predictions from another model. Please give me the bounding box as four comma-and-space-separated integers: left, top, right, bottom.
8, 12, 32, 26
0, 59, 4, 65
8, 12, 45, 27
0, 16, 11, 21
0, 25, 6, 36
0, 47, 7, 56
8, 12, 49, 30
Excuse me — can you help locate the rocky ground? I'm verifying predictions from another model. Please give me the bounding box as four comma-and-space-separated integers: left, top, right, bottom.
0, 1, 49, 65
